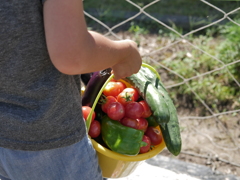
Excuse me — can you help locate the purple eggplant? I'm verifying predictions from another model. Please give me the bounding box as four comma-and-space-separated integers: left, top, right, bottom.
82, 68, 112, 107
81, 73, 93, 86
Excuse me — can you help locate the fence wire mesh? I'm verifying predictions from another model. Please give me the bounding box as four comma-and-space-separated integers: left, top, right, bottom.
84, 0, 240, 176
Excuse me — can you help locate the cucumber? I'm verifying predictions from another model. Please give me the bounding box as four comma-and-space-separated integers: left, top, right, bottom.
124, 71, 170, 126
140, 65, 182, 156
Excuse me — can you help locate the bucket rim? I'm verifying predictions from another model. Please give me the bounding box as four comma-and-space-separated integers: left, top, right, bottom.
91, 138, 166, 162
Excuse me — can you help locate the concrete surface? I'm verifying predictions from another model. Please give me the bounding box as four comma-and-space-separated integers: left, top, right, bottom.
108, 155, 240, 180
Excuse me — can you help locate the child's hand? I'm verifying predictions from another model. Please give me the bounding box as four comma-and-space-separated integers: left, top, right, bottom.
112, 40, 142, 80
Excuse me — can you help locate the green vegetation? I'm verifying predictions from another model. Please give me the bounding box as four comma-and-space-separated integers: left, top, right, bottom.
83, 0, 239, 32
83, 0, 239, 17
158, 19, 240, 114
128, 22, 149, 45
83, 0, 240, 114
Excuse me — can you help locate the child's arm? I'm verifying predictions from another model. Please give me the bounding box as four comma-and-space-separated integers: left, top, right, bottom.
43, 0, 142, 80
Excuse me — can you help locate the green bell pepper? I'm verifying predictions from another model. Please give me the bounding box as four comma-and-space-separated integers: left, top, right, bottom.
101, 116, 146, 156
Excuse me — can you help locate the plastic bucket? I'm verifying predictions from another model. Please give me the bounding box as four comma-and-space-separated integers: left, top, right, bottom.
91, 138, 165, 178
86, 63, 166, 178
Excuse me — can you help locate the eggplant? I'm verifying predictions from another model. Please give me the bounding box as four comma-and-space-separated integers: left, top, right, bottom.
82, 68, 112, 107
81, 73, 93, 86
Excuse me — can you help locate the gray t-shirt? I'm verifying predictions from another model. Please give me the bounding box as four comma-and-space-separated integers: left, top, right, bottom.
0, 1, 86, 150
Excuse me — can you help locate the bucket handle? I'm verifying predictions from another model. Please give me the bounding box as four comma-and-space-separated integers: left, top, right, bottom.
86, 74, 114, 132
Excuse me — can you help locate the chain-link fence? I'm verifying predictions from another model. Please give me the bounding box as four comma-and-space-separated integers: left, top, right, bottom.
83, 0, 240, 176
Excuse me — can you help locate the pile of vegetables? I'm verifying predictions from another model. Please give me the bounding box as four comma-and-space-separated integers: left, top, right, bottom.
81, 63, 182, 156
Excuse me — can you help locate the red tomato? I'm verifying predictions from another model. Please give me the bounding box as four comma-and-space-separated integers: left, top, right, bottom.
102, 81, 126, 97
125, 102, 143, 119
139, 135, 151, 154
136, 118, 148, 132
117, 90, 135, 106
101, 96, 117, 113
88, 120, 101, 138
145, 126, 163, 146
107, 102, 125, 120
139, 100, 152, 118
121, 87, 139, 101
120, 117, 139, 129
109, 79, 117, 82
82, 106, 95, 122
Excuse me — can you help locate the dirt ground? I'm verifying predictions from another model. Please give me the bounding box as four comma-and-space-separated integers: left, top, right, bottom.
107, 32, 240, 177
161, 111, 240, 177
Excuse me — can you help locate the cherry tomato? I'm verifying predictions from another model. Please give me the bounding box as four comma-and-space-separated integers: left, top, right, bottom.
101, 96, 117, 113
139, 100, 152, 118
121, 87, 139, 101
139, 135, 151, 154
102, 81, 126, 97
118, 79, 132, 88
117, 90, 135, 106
82, 106, 95, 122
145, 126, 163, 146
88, 120, 101, 138
125, 102, 143, 119
107, 102, 125, 121
136, 118, 148, 132
109, 78, 117, 82
120, 117, 139, 129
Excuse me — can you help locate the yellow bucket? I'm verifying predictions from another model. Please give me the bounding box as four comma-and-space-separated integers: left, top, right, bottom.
91, 138, 165, 178
85, 63, 166, 178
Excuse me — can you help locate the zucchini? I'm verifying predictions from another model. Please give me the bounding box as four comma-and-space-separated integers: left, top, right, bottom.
140, 64, 182, 156
124, 71, 170, 126
146, 115, 159, 127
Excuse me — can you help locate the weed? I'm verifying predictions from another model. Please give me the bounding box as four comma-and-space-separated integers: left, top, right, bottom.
160, 18, 240, 114
128, 22, 149, 45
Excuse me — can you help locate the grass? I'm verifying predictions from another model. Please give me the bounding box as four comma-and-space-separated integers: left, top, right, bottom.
123, 16, 240, 114
83, 0, 240, 114
154, 20, 240, 114
83, 0, 240, 33
83, 0, 239, 17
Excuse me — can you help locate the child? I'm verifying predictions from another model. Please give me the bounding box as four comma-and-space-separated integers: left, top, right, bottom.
0, 0, 142, 180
